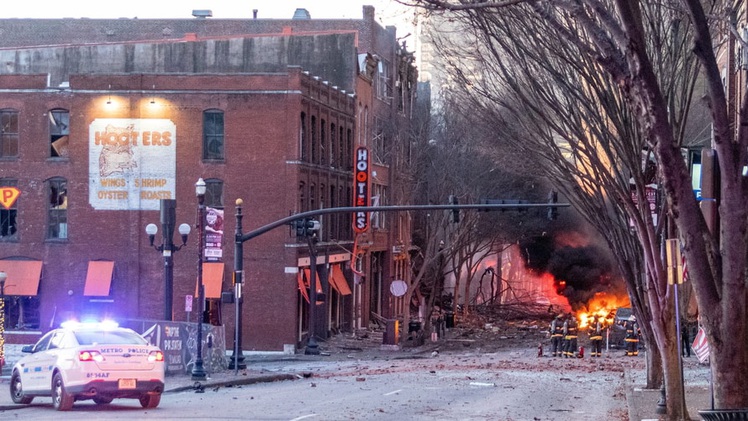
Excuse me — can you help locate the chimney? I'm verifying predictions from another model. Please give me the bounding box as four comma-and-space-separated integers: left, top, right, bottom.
292, 8, 311, 20
253, 9, 258, 19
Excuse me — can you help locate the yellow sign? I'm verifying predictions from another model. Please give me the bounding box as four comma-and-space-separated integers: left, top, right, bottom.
665, 239, 684, 285
0, 187, 20, 210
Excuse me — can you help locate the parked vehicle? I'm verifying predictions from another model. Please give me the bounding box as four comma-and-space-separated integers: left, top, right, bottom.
607, 307, 633, 349
9, 321, 164, 411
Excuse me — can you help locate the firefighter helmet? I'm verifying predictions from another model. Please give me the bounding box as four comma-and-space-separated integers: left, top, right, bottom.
629, 315, 636, 322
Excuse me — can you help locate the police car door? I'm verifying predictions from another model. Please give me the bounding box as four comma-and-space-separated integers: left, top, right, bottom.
20, 331, 54, 392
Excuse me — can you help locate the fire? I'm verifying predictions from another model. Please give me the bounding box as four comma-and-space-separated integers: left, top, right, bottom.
576, 292, 630, 328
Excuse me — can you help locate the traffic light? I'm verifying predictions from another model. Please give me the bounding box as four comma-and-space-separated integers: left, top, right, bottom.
547, 191, 558, 220
294, 218, 321, 238
449, 195, 460, 223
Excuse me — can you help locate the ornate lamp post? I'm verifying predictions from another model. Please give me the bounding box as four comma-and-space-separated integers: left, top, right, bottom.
0, 271, 6, 370
191, 178, 207, 381
145, 199, 190, 321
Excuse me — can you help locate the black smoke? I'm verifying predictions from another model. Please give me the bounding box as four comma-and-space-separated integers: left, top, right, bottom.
519, 234, 624, 310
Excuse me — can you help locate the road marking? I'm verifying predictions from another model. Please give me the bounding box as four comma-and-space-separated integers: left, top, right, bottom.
384, 389, 402, 396
290, 415, 318, 421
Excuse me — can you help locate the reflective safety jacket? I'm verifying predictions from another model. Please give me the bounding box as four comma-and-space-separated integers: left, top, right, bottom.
589, 320, 603, 341
563, 318, 578, 339
625, 321, 640, 342
550, 319, 564, 338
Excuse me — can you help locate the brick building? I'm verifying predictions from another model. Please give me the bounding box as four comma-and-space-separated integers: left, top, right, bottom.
0, 6, 417, 353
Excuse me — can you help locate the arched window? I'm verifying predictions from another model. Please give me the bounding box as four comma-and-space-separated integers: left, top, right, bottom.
203, 109, 224, 160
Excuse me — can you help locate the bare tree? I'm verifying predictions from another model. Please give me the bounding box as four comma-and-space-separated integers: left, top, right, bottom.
404, 0, 747, 414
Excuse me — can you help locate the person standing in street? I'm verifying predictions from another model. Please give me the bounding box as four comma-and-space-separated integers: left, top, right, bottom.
549, 314, 565, 357
563, 313, 578, 358
588, 314, 604, 357
624, 315, 640, 356
681, 320, 692, 357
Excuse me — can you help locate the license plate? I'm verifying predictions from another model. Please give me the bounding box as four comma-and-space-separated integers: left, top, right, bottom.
118, 379, 136, 389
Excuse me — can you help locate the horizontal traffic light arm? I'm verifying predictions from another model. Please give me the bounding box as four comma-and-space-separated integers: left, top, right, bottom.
239, 202, 570, 243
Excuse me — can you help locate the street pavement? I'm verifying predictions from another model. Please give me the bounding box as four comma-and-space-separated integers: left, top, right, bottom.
0, 339, 714, 420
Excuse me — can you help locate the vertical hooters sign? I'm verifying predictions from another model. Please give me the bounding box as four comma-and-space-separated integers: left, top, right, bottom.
353, 147, 370, 233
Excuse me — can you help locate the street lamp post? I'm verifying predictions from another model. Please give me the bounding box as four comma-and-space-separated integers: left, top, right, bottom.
0, 271, 6, 370
305, 232, 321, 355
191, 178, 207, 381
145, 199, 190, 321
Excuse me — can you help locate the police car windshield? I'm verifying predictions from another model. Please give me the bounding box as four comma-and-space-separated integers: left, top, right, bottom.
73, 330, 147, 346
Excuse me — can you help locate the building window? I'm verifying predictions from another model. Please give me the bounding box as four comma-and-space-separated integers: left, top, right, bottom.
330, 123, 336, 168
203, 110, 224, 160
311, 116, 318, 164
299, 182, 306, 213
0, 109, 19, 158
320, 119, 327, 166
373, 117, 387, 165
3, 296, 40, 331
49, 109, 70, 158
46, 177, 68, 240
372, 184, 387, 230
0, 178, 18, 240
204, 179, 223, 208
300, 112, 308, 162
377, 59, 391, 101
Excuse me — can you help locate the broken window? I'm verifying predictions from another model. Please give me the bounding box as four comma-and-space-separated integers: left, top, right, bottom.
204, 178, 223, 208
0, 178, 18, 240
46, 177, 68, 240
202, 109, 224, 160
376, 59, 391, 101
49, 109, 70, 158
0, 109, 19, 158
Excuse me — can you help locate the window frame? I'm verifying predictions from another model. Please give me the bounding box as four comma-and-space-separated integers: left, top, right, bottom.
0, 178, 18, 241
46, 177, 68, 241
202, 109, 225, 161
0, 109, 20, 159
204, 178, 224, 208
49, 109, 70, 158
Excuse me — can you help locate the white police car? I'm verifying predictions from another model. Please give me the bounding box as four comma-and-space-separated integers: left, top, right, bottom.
9, 321, 165, 411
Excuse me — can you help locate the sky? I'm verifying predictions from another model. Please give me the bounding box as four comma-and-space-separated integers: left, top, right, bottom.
2, 1, 413, 26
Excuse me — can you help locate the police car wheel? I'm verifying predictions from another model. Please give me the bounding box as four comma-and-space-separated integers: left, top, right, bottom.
139, 393, 161, 409
10, 371, 34, 404
52, 372, 74, 411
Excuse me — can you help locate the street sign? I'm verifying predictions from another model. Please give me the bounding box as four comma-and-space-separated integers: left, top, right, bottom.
0, 187, 20, 209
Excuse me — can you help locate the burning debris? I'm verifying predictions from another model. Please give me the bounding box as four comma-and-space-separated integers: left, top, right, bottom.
518, 232, 630, 327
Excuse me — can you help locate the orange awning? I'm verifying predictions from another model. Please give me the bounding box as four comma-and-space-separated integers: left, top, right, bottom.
330, 264, 352, 296
298, 270, 310, 303
0, 260, 42, 296
83, 261, 114, 296
299, 268, 323, 303
198, 262, 224, 299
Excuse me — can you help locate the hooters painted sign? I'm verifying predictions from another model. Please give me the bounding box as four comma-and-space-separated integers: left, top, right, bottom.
353, 147, 370, 233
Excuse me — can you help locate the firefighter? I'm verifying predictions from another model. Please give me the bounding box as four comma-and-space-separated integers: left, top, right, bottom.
563, 313, 578, 358
549, 314, 565, 357
624, 315, 640, 356
588, 314, 604, 357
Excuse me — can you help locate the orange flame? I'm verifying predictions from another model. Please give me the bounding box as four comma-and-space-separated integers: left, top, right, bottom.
576, 292, 630, 328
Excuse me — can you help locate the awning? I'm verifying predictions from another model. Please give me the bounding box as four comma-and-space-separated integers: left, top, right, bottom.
199, 262, 224, 299
298, 268, 323, 303
330, 264, 352, 296
83, 261, 114, 296
298, 270, 310, 303
0, 260, 42, 296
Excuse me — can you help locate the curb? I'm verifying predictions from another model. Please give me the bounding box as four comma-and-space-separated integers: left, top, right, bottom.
165, 373, 298, 394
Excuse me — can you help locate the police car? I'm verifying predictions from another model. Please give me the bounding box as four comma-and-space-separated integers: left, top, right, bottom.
9, 321, 165, 411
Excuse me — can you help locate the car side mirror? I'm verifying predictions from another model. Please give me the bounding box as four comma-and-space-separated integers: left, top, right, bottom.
22, 345, 34, 353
